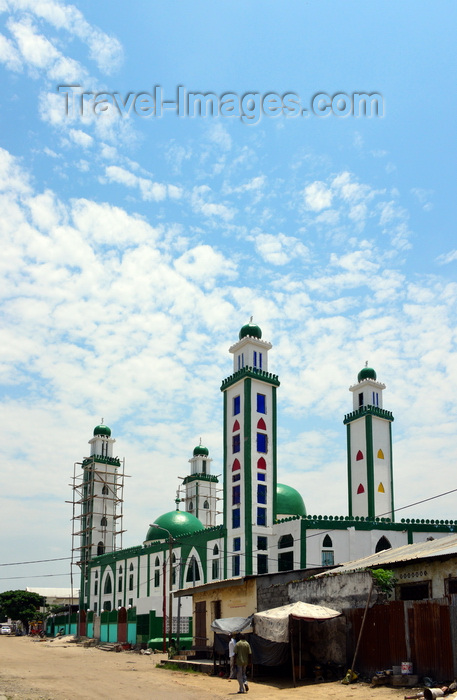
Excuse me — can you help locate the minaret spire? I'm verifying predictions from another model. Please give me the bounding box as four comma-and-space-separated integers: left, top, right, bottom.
344, 366, 394, 521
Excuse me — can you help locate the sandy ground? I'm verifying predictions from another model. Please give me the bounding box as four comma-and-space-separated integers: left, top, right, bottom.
0, 635, 424, 700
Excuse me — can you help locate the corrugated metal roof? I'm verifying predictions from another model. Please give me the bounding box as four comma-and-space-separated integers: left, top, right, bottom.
315, 532, 457, 577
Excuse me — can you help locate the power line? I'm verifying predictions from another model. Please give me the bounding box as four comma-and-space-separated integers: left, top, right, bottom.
0, 557, 72, 568
0, 573, 71, 581
392, 487, 457, 514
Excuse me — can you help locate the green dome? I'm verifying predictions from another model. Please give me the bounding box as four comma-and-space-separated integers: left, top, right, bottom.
239, 322, 262, 340
193, 444, 209, 457
358, 366, 377, 382
276, 483, 307, 517
93, 424, 111, 437
146, 511, 204, 541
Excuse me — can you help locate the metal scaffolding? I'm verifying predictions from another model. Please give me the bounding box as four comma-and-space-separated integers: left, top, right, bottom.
69, 457, 129, 606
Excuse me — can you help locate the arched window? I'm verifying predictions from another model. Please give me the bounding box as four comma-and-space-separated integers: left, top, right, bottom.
102, 485, 109, 495
232, 420, 240, 432
186, 556, 201, 583
97, 541, 105, 555
212, 558, 219, 579
203, 500, 209, 509
257, 417, 267, 430
104, 574, 112, 595
213, 544, 219, 555
323, 534, 333, 548
94, 571, 98, 596
375, 536, 392, 553
172, 554, 176, 586
356, 450, 364, 461
377, 449, 385, 459
232, 459, 241, 472
257, 457, 266, 470
188, 500, 194, 511
129, 563, 134, 591
154, 557, 160, 588
118, 565, 123, 592
357, 483, 365, 494
278, 534, 293, 549
101, 516, 107, 527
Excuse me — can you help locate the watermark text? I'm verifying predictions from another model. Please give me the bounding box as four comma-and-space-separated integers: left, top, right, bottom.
57, 85, 384, 125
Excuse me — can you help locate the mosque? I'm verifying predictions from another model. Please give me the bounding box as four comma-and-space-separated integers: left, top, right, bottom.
68, 321, 455, 645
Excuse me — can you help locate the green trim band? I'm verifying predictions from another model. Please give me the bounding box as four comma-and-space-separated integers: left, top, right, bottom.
344, 405, 394, 425
221, 367, 280, 392
82, 455, 121, 467
182, 474, 219, 485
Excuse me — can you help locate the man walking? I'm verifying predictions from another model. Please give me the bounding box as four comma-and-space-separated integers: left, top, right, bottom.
234, 633, 252, 694
228, 633, 237, 679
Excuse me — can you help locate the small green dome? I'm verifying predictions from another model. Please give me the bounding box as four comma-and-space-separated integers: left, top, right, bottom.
93, 424, 111, 437
276, 483, 307, 517
146, 511, 204, 541
358, 366, 377, 382
239, 322, 262, 340
193, 444, 209, 457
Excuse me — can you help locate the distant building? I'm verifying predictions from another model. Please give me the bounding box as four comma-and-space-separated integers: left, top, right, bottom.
26, 587, 79, 611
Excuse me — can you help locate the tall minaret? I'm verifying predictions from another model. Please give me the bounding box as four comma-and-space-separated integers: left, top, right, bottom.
344, 366, 394, 520
80, 423, 121, 561
220, 320, 280, 577
182, 442, 219, 527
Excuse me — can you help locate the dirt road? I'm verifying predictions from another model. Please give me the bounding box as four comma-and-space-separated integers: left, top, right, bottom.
0, 635, 422, 700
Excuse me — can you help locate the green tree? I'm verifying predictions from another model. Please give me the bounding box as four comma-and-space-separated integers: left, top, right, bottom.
0, 590, 45, 633
371, 569, 396, 596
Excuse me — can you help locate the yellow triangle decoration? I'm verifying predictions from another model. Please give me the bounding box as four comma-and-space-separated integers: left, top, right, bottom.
378, 482, 385, 493
377, 449, 384, 459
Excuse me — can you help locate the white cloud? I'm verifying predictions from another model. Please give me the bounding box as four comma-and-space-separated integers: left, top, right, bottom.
255, 232, 311, 266
4, 0, 123, 73
69, 128, 93, 148
436, 249, 457, 265
411, 187, 434, 212
7, 16, 59, 69
207, 122, 232, 151
174, 244, 238, 286
71, 198, 160, 245
191, 185, 235, 221
332, 171, 374, 203
303, 180, 332, 211
0, 31, 22, 70
104, 165, 172, 202
0, 146, 31, 194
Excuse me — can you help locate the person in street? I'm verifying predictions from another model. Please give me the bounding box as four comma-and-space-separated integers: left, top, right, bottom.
228, 633, 237, 679
234, 633, 252, 694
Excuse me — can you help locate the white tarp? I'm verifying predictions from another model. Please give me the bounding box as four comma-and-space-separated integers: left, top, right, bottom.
210, 616, 253, 635
253, 601, 341, 643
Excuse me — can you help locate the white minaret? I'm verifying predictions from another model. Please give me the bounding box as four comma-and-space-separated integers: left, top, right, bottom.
344, 366, 395, 520
182, 442, 219, 527
220, 320, 279, 578
81, 422, 121, 560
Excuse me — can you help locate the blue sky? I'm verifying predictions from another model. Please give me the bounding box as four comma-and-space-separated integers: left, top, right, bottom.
1, 1, 456, 591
